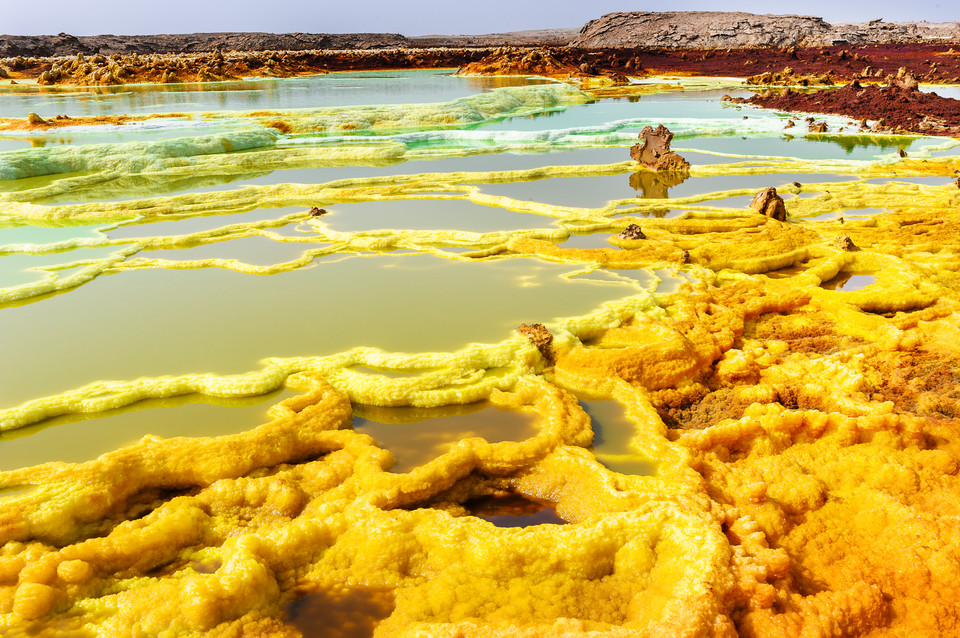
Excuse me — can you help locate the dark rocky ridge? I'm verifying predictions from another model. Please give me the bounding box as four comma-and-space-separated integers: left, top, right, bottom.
408, 28, 579, 48
0, 32, 411, 57
0, 30, 579, 58
3, 11, 959, 58
571, 11, 960, 49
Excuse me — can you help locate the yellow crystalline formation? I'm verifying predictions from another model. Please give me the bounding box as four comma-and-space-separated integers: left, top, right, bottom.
0, 375, 730, 636
3, 219, 960, 636
3, 101, 960, 635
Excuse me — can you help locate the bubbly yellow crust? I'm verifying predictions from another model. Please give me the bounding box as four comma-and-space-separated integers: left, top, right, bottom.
4, 88, 960, 636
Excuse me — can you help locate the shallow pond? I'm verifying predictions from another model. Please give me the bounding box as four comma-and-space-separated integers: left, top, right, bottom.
0, 72, 951, 467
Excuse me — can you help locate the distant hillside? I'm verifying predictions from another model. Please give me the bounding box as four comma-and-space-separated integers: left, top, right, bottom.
2, 13, 958, 59
571, 11, 960, 49
0, 32, 410, 57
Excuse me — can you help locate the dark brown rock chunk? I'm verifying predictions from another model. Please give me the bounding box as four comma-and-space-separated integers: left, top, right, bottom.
618, 223, 646, 240
750, 187, 787, 221
833, 235, 859, 251
652, 151, 690, 172
516, 323, 554, 365
892, 67, 919, 91
630, 125, 690, 173
630, 124, 674, 166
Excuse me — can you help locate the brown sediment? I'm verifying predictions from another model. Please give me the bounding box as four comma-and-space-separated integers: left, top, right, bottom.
736, 76, 960, 136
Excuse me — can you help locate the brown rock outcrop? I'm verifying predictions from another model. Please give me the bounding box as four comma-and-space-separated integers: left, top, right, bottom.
617, 223, 647, 240
0, 32, 410, 57
630, 125, 690, 172
516, 323, 555, 365
571, 11, 960, 49
751, 187, 788, 221
833, 235, 859, 251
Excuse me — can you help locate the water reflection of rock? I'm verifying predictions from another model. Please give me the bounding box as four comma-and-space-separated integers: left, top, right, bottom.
466, 492, 565, 527
628, 124, 690, 199
629, 168, 689, 199
285, 586, 395, 638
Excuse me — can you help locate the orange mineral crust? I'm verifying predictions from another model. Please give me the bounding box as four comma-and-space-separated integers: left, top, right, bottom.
3, 40, 960, 633
1, 197, 959, 635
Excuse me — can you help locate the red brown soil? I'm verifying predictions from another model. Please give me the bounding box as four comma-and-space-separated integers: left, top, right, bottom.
636, 43, 960, 84
738, 82, 960, 136
460, 43, 960, 85
6, 42, 960, 138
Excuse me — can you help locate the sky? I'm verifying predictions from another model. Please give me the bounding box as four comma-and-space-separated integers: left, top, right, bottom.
2, 1, 958, 37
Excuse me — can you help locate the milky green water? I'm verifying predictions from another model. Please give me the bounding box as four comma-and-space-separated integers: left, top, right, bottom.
1, 71, 954, 468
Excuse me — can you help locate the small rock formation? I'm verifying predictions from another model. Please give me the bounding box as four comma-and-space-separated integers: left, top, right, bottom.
751, 187, 787, 221
808, 120, 828, 133
630, 125, 690, 172
26, 112, 46, 125
891, 67, 919, 90
618, 223, 646, 240
516, 323, 554, 365
308, 207, 327, 217
746, 68, 835, 87
833, 235, 859, 251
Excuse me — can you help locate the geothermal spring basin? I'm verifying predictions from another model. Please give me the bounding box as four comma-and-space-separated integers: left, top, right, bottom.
1, 70, 960, 636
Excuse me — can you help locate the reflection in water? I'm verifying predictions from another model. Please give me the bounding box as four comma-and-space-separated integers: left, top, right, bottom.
582, 400, 655, 475
629, 169, 689, 199
821, 272, 877, 291
765, 264, 811, 280
467, 493, 565, 527
0, 389, 291, 470
284, 586, 395, 638
652, 268, 693, 293
321, 199, 548, 233
829, 134, 912, 155
136, 235, 314, 267
0, 256, 637, 409
0, 70, 545, 118
352, 402, 538, 473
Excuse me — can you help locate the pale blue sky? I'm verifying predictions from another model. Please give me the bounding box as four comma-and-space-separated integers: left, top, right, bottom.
2, 1, 957, 36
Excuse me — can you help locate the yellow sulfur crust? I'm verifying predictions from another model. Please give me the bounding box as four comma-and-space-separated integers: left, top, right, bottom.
3, 92, 960, 636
